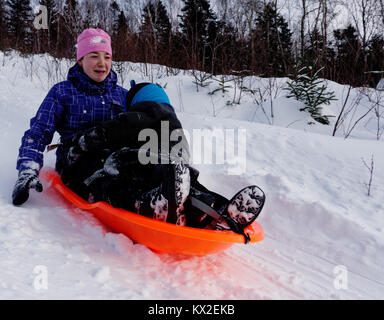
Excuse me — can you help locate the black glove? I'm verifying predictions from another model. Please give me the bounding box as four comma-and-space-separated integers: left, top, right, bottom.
12, 171, 43, 206
66, 127, 107, 166
66, 145, 84, 166
77, 126, 107, 152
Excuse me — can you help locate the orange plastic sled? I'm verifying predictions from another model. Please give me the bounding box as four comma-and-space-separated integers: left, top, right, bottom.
41, 169, 264, 256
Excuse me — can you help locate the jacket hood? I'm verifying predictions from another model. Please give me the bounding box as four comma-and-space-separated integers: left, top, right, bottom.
67, 63, 118, 94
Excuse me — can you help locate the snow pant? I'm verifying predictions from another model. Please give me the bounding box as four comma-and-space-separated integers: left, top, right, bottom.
58, 147, 229, 229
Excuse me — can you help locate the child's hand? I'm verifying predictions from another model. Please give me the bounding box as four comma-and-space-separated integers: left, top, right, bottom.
66, 127, 107, 166
78, 126, 107, 152
12, 171, 43, 206
67, 145, 84, 166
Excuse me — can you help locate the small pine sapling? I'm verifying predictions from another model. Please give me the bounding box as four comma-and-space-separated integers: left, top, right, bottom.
285, 60, 337, 125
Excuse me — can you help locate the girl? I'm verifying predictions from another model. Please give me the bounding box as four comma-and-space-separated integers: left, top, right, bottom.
12, 28, 128, 206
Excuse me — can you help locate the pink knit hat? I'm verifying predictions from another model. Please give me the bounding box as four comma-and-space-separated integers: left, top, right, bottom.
76, 28, 112, 61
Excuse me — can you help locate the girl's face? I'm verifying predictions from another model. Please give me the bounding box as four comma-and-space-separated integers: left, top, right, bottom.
78, 51, 112, 82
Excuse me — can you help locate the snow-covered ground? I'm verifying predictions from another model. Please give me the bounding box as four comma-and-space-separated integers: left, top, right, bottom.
0, 51, 383, 299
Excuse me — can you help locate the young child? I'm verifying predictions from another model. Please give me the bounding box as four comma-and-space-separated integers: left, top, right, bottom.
60, 86, 266, 240
12, 28, 128, 206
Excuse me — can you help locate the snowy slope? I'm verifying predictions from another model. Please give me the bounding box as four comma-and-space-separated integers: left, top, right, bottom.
0, 52, 383, 299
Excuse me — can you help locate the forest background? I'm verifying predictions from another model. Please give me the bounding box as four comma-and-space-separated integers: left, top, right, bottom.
1, 0, 384, 88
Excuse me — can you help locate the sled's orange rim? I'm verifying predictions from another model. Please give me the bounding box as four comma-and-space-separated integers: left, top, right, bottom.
41, 169, 264, 254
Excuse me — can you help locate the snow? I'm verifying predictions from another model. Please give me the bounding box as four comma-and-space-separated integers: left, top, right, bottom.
0, 51, 383, 299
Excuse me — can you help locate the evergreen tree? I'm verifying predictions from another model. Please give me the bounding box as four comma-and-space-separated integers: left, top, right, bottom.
285, 58, 336, 125
109, 0, 120, 31
253, 2, 292, 76
179, 0, 218, 70
304, 28, 324, 66
5, 0, 33, 50
333, 24, 364, 85
116, 10, 128, 35
302, 27, 334, 80
0, 0, 7, 49
112, 10, 129, 61
141, 0, 171, 47
366, 35, 384, 87
110, 0, 119, 13
140, 0, 171, 64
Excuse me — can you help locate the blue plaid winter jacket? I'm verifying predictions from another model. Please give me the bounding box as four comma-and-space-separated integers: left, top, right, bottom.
16, 63, 128, 174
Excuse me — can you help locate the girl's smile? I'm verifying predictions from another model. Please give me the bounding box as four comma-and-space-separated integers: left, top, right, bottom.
78, 51, 111, 82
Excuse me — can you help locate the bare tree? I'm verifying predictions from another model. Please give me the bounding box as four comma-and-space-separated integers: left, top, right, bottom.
297, 0, 336, 57
380, 0, 384, 30
361, 154, 374, 196
214, 0, 263, 39
362, 89, 384, 140
346, 0, 378, 73
332, 84, 352, 136
164, 0, 183, 32
317, 0, 337, 64
348, 0, 377, 48
331, 85, 380, 139
299, 0, 309, 57
81, 0, 98, 29
343, 88, 378, 139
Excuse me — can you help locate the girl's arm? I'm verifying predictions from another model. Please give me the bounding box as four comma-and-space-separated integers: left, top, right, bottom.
16, 85, 64, 175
